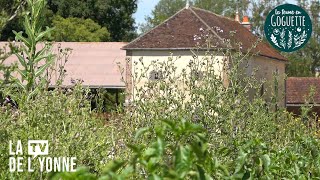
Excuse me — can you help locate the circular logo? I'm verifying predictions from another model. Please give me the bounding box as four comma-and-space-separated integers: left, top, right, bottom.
264, 4, 312, 52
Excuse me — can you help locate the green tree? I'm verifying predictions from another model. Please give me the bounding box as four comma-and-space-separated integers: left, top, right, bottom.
148, 0, 186, 28
0, 0, 25, 30
0, 0, 54, 41
51, 16, 110, 42
47, 0, 137, 41
194, 0, 250, 17
251, 0, 283, 36
286, 51, 313, 77
286, 0, 320, 76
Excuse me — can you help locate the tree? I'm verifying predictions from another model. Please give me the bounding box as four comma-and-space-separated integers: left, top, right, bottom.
0, 0, 54, 41
194, 0, 250, 17
0, 0, 27, 39
47, 0, 137, 41
51, 16, 110, 42
286, 0, 320, 76
250, 0, 283, 36
148, 0, 186, 28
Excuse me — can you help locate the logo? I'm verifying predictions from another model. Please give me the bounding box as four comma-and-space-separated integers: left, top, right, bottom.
264, 4, 312, 52
9, 140, 76, 172
28, 140, 49, 158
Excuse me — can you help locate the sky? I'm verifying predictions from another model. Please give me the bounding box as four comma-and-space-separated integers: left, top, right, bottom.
134, 0, 160, 26
134, 0, 297, 26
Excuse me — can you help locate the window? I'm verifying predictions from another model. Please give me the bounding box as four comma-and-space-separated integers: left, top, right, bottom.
191, 70, 204, 80
149, 70, 164, 81
260, 84, 264, 96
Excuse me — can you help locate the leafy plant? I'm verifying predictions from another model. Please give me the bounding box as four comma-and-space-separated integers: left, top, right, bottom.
12, 0, 55, 93
51, 16, 110, 42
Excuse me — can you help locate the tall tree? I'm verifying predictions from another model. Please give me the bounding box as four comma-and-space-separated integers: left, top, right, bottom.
287, 0, 320, 76
250, 0, 283, 36
51, 16, 110, 42
47, 0, 137, 41
0, 0, 26, 38
147, 0, 186, 28
194, 0, 250, 17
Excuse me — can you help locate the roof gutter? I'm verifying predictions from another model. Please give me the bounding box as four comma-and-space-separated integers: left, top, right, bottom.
122, 47, 288, 62
49, 85, 126, 89
286, 103, 320, 107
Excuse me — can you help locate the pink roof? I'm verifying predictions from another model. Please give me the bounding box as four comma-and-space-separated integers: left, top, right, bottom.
0, 42, 127, 89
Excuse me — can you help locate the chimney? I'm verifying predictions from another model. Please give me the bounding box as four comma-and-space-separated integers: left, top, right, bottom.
235, 11, 240, 22
316, 67, 320, 77
241, 16, 251, 31
186, 0, 190, 9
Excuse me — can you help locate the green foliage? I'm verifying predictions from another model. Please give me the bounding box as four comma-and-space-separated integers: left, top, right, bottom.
0, 0, 137, 42
194, 0, 250, 17
0, 86, 118, 179
47, 0, 137, 41
286, 50, 313, 77
251, 0, 284, 36
91, 89, 125, 113
286, 0, 320, 77
11, 0, 55, 93
141, 0, 186, 32
0, 0, 26, 33
51, 16, 110, 42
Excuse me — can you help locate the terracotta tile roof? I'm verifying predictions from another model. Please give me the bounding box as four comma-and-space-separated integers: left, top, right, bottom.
123, 7, 287, 61
1, 42, 127, 88
286, 77, 320, 104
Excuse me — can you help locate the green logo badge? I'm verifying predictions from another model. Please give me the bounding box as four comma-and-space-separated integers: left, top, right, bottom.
264, 4, 312, 52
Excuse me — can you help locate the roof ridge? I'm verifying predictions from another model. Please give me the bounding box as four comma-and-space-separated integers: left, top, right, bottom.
191, 7, 238, 23
189, 7, 224, 42
122, 7, 188, 50
288, 77, 320, 79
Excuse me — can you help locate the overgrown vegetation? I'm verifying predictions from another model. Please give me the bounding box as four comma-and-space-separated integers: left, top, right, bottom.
0, 0, 319, 179
49, 29, 320, 179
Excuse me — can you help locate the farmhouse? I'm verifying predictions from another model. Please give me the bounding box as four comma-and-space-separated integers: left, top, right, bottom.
122, 6, 288, 106
2, 6, 318, 115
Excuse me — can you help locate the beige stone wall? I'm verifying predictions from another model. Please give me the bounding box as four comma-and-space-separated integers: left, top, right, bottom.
249, 56, 286, 107
126, 50, 225, 101
126, 50, 286, 106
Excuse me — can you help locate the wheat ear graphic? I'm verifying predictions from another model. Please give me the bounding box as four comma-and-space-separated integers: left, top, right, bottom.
287, 31, 292, 49
294, 30, 307, 48
271, 34, 280, 48
279, 29, 286, 49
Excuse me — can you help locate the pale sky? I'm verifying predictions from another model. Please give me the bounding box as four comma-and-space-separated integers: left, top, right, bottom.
134, 0, 159, 26
134, 0, 297, 26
